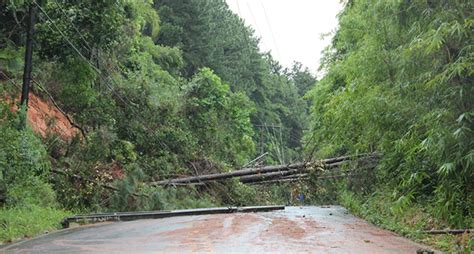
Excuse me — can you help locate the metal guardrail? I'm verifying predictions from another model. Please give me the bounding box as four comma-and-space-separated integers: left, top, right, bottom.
62, 205, 285, 228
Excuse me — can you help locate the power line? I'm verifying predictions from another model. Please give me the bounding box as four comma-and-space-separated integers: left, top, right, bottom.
260, 0, 281, 60
0, 70, 21, 89
35, 0, 129, 106
33, 1, 171, 150
246, 2, 267, 50
34, 1, 132, 107
50, 0, 92, 53
32, 78, 88, 138
235, 0, 242, 17
32, 0, 306, 163
0, 69, 88, 137
46, 0, 148, 106
34, 2, 94, 72
48, 0, 131, 81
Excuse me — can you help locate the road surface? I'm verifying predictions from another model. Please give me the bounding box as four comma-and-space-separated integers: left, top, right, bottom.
2, 206, 436, 253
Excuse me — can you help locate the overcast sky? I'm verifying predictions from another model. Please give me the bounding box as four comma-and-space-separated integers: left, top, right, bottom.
225, 0, 343, 76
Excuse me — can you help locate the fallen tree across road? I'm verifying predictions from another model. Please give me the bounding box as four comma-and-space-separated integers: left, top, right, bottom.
238, 161, 351, 183
151, 153, 378, 186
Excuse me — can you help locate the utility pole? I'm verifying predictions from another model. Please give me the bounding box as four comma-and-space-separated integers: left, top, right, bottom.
20, 2, 38, 127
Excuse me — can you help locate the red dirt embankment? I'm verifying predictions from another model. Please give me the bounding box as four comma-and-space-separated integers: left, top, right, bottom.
4, 93, 78, 140
3, 90, 125, 180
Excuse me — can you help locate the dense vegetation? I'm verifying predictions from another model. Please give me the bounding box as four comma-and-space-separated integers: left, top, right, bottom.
0, 0, 313, 243
304, 0, 473, 250
0, 0, 472, 251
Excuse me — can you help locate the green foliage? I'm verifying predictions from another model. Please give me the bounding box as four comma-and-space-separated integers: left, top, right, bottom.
112, 140, 138, 165
338, 190, 473, 253
0, 110, 54, 206
0, 205, 71, 244
51, 168, 104, 211
156, 0, 311, 162
157, 187, 215, 210
51, 129, 139, 210
286, 62, 317, 98
139, 37, 184, 74
7, 178, 57, 208
126, 0, 161, 40
1, 0, 309, 240
208, 179, 259, 206
109, 165, 150, 211
0, 41, 23, 75
307, 0, 473, 228
36, 0, 128, 60
0, 104, 67, 243
184, 68, 255, 164
0, 2, 27, 45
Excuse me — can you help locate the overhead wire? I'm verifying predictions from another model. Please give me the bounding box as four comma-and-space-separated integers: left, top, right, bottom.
33, 0, 315, 166
259, 0, 281, 60
246, 2, 267, 50
32, 1, 171, 150
34, 2, 92, 71
49, 0, 92, 53
34, 1, 130, 106
32, 78, 88, 138
235, 0, 242, 17
46, 0, 161, 107
35, 0, 143, 107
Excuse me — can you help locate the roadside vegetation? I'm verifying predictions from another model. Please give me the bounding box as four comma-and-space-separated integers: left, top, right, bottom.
0, 0, 312, 244
0, 0, 472, 251
301, 0, 473, 252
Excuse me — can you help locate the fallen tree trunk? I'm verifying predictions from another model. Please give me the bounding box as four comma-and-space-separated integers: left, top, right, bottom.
243, 162, 377, 185
239, 168, 309, 183
255, 168, 365, 181
248, 173, 364, 185
276, 173, 309, 180
249, 178, 308, 185
153, 160, 323, 186
151, 162, 305, 186
151, 153, 378, 186
161, 182, 206, 187
239, 160, 354, 183
280, 163, 377, 181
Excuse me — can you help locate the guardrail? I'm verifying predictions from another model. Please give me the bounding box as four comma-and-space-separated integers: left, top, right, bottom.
62, 205, 285, 228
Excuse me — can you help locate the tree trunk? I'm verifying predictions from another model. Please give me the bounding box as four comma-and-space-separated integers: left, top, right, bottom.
151, 153, 378, 186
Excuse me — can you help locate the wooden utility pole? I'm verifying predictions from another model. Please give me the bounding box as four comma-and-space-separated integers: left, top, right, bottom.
151, 153, 378, 186
20, 3, 37, 124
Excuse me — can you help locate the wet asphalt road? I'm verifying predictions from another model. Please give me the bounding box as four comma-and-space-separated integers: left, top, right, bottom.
1, 206, 436, 253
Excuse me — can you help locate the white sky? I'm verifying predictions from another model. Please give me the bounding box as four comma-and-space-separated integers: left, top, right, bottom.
226, 0, 343, 75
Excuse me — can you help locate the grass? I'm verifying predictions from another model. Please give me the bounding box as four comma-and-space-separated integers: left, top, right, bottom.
0, 205, 72, 245
338, 190, 474, 253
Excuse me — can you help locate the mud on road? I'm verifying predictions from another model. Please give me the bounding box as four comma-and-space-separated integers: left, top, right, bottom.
2, 206, 436, 253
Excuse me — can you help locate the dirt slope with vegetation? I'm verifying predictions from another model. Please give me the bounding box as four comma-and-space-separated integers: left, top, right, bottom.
4, 92, 78, 140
